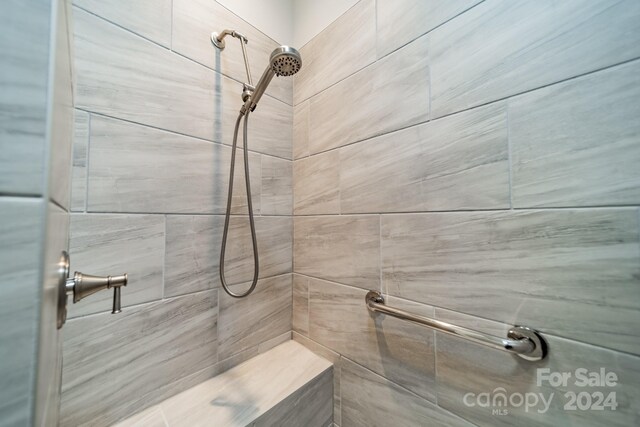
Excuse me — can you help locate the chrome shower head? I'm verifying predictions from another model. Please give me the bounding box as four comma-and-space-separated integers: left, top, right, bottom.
244, 46, 302, 113
270, 46, 302, 77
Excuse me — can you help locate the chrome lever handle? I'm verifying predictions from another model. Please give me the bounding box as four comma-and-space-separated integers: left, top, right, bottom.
57, 251, 128, 328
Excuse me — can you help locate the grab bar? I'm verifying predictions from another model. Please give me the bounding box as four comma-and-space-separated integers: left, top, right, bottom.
365, 291, 547, 361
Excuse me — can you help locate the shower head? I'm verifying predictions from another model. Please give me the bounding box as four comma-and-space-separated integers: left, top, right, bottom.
271, 46, 302, 76
244, 46, 301, 113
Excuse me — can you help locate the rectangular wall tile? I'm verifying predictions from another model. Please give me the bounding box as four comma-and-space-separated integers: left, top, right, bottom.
36, 201, 69, 427
340, 102, 509, 213
252, 370, 333, 427
293, 100, 310, 159
70, 110, 89, 212
294, 0, 376, 105
261, 156, 293, 215
381, 210, 640, 355
172, 0, 292, 105
0, 1, 50, 196
430, 0, 640, 117
293, 275, 309, 335
112, 405, 166, 427
158, 341, 331, 427
247, 96, 293, 160
294, 150, 340, 215
308, 278, 436, 402
511, 60, 640, 207
309, 35, 429, 154
164, 215, 292, 297
376, 0, 481, 57
341, 358, 472, 427
87, 115, 261, 214
74, 0, 171, 47
0, 198, 44, 427
294, 216, 380, 289
73, 7, 217, 141
436, 309, 640, 427
60, 291, 218, 426
218, 274, 292, 359
293, 332, 342, 426
68, 213, 165, 318
48, 8, 74, 211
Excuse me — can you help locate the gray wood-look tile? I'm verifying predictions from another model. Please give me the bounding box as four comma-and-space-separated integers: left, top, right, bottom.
340, 102, 509, 213
341, 358, 473, 427
159, 341, 332, 427
171, 0, 292, 105
436, 309, 640, 426
376, 0, 481, 58
430, 0, 640, 118
293, 275, 309, 335
164, 215, 292, 297
294, 150, 340, 215
308, 278, 436, 402
293, 332, 342, 426
511, 60, 640, 208
294, 0, 376, 105
0, 198, 44, 427
76, 5, 292, 160
73, 7, 219, 142
251, 371, 333, 427
48, 6, 74, 211
218, 274, 292, 359
246, 96, 293, 160
261, 156, 292, 215
293, 100, 310, 159
36, 201, 68, 427
112, 405, 167, 427
74, 0, 172, 47
70, 110, 89, 212
294, 216, 380, 289
68, 213, 165, 318
60, 290, 218, 427
0, 1, 50, 196
86, 115, 261, 214
381, 209, 640, 355
308, 35, 429, 154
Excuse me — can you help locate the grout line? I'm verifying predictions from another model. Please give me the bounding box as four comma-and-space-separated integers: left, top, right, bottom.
161, 215, 167, 300
84, 112, 91, 213
506, 99, 514, 210
74, 108, 293, 162
159, 406, 169, 427
378, 214, 382, 293
169, 0, 174, 51
292, 206, 640, 217
0, 192, 41, 199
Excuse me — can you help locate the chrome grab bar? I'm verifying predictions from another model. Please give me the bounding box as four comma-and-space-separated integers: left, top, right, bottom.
365, 291, 547, 361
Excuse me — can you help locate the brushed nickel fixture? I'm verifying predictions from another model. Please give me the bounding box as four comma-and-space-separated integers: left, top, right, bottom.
57, 251, 128, 328
365, 291, 547, 361
211, 29, 301, 298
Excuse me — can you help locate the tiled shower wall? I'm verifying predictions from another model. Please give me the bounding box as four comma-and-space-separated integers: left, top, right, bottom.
61, 1, 293, 425
292, 1, 640, 426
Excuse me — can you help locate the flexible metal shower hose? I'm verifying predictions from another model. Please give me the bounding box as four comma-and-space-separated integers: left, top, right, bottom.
219, 111, 259, 298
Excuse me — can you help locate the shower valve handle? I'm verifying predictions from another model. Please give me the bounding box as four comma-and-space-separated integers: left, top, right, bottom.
65, 271, 128, 313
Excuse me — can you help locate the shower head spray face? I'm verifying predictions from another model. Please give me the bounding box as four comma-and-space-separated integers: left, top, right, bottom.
270, 46, 302, 77
244, 46, 302, 112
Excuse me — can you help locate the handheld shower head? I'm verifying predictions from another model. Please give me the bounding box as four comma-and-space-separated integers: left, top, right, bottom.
244, 46, 301, 112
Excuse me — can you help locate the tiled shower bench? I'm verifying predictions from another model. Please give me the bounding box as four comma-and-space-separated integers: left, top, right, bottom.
114, 341, 333, 427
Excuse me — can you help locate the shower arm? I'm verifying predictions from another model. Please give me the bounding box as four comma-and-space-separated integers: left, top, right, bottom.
211, 29, 254, 89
